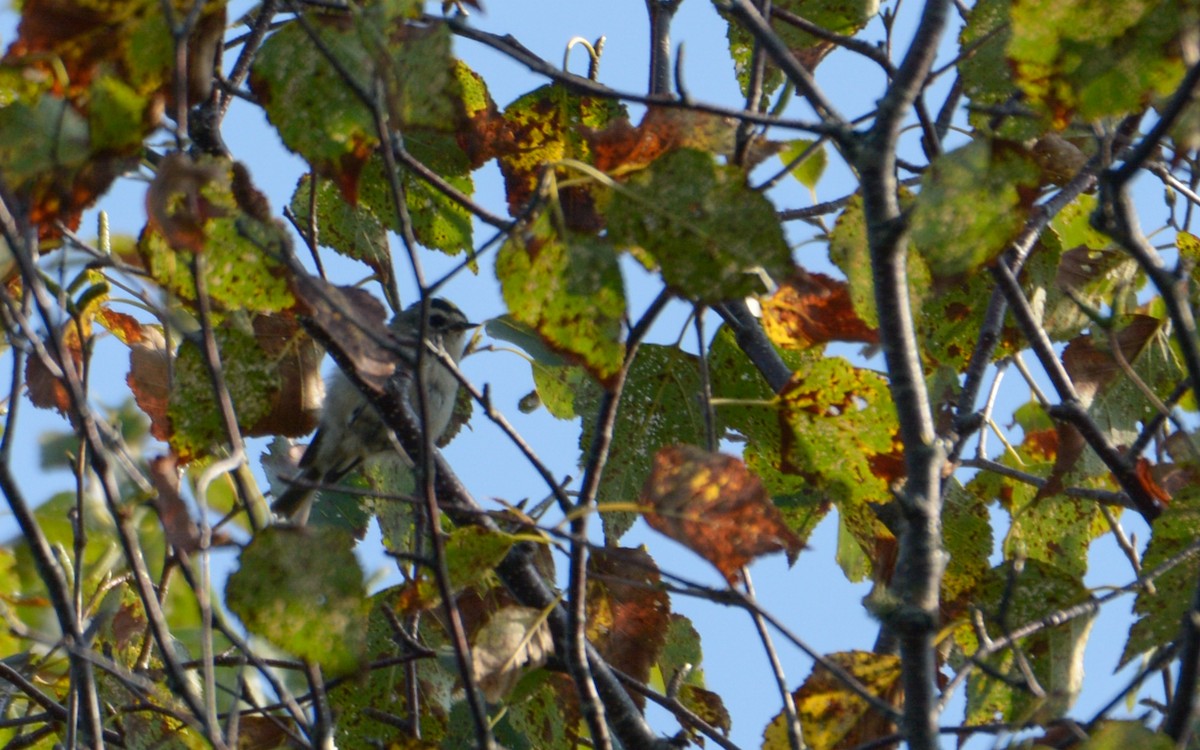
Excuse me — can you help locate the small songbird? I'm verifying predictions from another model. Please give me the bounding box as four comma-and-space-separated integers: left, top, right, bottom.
272, 298, 475, 524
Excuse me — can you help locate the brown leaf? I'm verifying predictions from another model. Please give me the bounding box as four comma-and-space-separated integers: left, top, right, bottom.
471, 606, 554, 702
763, 270, 879, 349
586, 107, 781, 175
641, 445, 805, 585
1134, 457, 1172, 505
1044, 314, 1165, 496
127, 326, 171, 441
287, 276, 394, 393
148, 455, 203, 554
145, 153, 229, 252
96, 307, 145, 345
25, 322, 84, 415
586, 547, 671, 697
242, 313, 323, 438
1061, 314, 1163, 405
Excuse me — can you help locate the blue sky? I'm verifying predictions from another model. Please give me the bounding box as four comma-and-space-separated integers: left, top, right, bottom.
0, 1, 1172, 746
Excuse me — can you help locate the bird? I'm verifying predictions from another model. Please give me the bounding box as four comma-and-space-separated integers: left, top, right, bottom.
272, 298, 474, 524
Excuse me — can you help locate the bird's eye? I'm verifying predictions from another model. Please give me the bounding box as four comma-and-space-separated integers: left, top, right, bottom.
429, 313, 447, 328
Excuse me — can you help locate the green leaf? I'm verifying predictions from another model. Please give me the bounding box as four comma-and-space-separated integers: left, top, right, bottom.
332, 586, 454, 745
496, 209, 626, 384
1004, 496, 1104, 580
406, 526, 516, 608
250, 20, 378, 199
606, 148, 791, 303
1075, 721, 1174, 750
501, 672, 570, 748
355, 136, 475, 257
655, 614, 706, 691
168, 323, 281, 460
707, 326, 830, 545
955, 559, 1094, 724
958, 0, 1048, 140
941, 480, 993, 612
138, 163, 293, 313
717, 0, 879, 98
577, 344, 709, 542
0, 97, 90, 187
827, 195, 878, 328
911, 139, 1042, 278
227, 526, 369, 674
779, 139, 828, 190
88, 75, 149, 152
289, 173, 390, 273
1008, 0, 1186, 123
1122, 486, 1200, 665
486, 316, 584, 419
1023, 197, 1140, 342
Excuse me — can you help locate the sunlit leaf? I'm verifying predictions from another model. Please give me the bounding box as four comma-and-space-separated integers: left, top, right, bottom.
497, 83, 626, 226
762, 270, 878, 350
911, 139, 1042, 278
763, 651, 900, 750
778, 139, 828, 190
496, 208, 626, 385
1008, 0, 1186, 124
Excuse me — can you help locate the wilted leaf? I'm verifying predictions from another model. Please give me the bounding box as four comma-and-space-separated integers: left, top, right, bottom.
763, 651, 900, 750
226, 526, 369, 674
127, 325, 170, 441
25, 321, 84, 415
762, 270, 878, 349
641, 445, 804, 585
586, 546, 670, 690
472, 606, 554, 702
585, 106, 778, 175
147, 455, 202, 554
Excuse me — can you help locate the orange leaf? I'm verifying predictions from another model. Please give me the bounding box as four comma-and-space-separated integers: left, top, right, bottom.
640, 445, 804, 585
762, 270, 879, 349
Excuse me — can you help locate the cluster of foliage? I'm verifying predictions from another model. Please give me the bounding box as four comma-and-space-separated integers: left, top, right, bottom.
0, 0, 1199, 748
